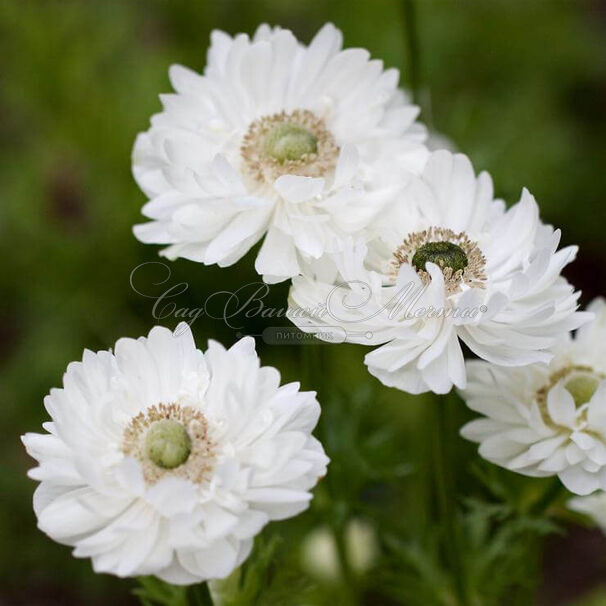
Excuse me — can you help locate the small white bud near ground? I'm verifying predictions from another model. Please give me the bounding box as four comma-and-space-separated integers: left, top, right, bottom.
300, 519, 378, 582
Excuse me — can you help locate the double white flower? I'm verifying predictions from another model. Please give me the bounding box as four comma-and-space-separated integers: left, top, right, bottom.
461, 299, 606, 496
133, 23, 427, 283
22, 325, 328, 583
289, 150, 586, 394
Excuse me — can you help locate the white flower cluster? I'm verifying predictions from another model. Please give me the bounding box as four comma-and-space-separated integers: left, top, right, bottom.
132, 23, 587, 396
24, 22, 602, 587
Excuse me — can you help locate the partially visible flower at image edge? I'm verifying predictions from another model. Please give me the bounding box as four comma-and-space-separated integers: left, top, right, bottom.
461, 298, 606, 495
22, 323, 328, 583
568, 491, 606, 533
132, 23, 427, 283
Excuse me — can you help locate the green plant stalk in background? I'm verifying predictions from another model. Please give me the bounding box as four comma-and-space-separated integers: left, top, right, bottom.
432, 393, 469, 606
135, 577, 214, 606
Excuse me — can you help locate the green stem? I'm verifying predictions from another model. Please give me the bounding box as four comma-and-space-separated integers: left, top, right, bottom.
301, 338, 324, 395
401, 0, 421, 105
530, 477, 565, 516
433, 394, 468, 606
311, 340, 358, 604
333, 520, 360, 605
507, 480, 564, 606
190, 582, 214, 606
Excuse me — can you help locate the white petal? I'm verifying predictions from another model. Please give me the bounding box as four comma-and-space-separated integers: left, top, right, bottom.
274, 175, 325, 203
255, 227, 300, 282
546, 383, 576, 427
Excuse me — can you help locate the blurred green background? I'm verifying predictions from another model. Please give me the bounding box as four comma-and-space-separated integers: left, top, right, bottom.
2, 0, 606, 604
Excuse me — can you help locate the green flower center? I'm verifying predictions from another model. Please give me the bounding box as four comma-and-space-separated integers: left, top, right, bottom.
564, 373, 601, 407
412, 241, 469, 274
144, 419, 192, 469
263, 122, 318, 163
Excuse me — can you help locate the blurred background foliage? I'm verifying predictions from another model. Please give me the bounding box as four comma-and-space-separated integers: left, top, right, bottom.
1, 0, 606, 604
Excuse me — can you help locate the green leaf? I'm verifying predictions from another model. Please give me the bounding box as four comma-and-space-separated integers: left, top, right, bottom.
133, 577, 190, 606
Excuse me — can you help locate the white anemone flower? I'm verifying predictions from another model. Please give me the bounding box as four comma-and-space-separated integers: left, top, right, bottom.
289, 150, 587, 394
132, 23, 427, 283
461, 299, 606, 496
22, 324, 328, 583
568, 491, 606, 532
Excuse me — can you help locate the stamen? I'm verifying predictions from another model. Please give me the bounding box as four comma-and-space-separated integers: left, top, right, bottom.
123, 403, 215, 485
241, 110, 339, 183
391, 227, 486, 294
